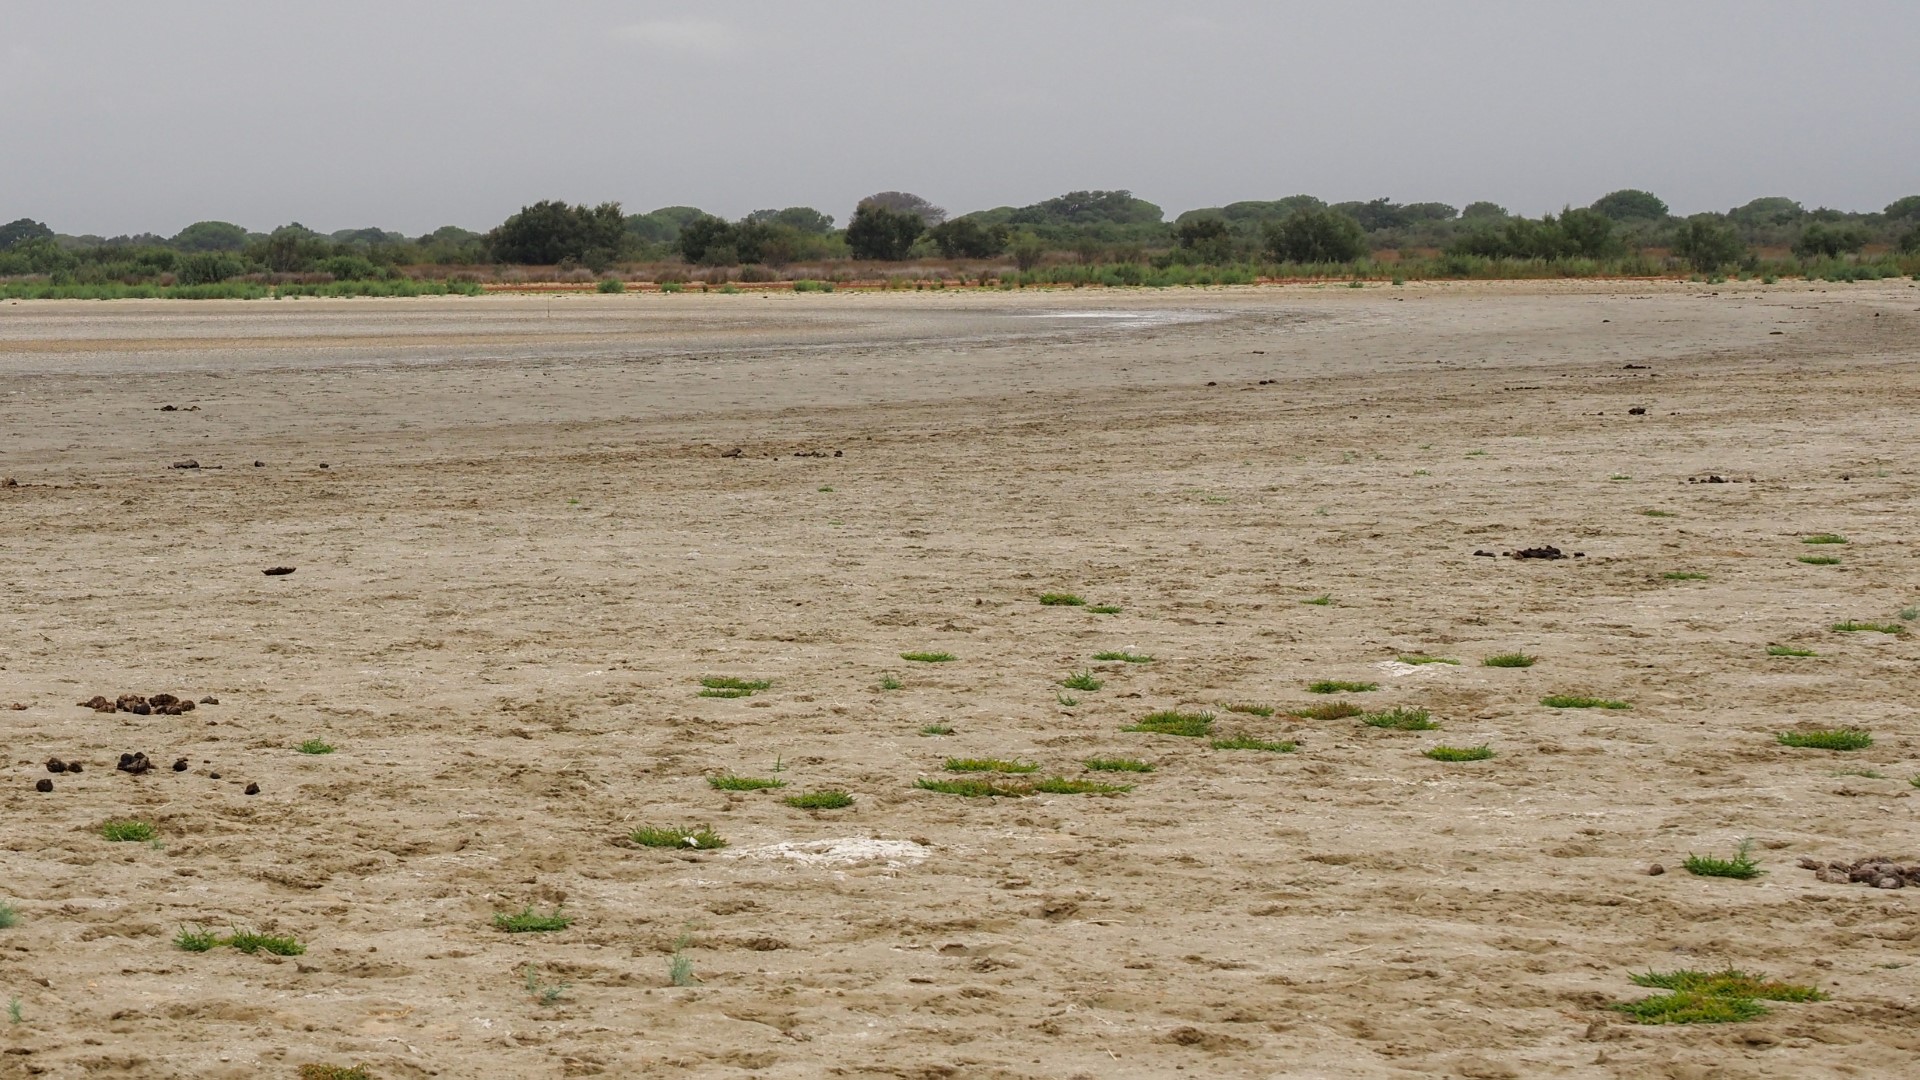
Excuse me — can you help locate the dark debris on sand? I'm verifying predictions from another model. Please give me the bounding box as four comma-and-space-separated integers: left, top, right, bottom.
1800, 856, 1920, 889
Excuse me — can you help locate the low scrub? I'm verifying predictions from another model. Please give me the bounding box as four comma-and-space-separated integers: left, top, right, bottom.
1777, 728, 1872, 751
1124, 710, 1215, 737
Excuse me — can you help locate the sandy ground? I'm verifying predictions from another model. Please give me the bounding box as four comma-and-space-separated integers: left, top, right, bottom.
2, 281, 1919, 1079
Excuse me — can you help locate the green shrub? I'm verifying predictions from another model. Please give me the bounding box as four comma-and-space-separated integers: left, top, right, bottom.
1307, 680, 1377, 694
1424, 745, 1493, 761
1124, 710, 1215, 737
1777, 728, 1872, 751
784, 790, 854, 809
597, 277, 625, 293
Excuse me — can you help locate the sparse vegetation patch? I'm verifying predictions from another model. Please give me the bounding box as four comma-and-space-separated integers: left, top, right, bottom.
297, 739, 335, 754
916, 777, 1030, 797
1031, 777, 1132, 795
1684, 839, 1762, 880
1210, 735, 1297, 752
494, 907, 573, 933
945, 758, 1039, 774
708, 774, 786, 791
1802, 533, 1848, 544
1124, 710, 1215, 737
785, 790, 854, 809
1777, 728, 1872, 751
630, 825, 727, 849
100, 819, 156, 842
1424, 745, 1493, 761
901, 651, 956, 663
1039, 593, 1086, 606
1541, 695, 1630, 709
1061, 670, 1104, 691
1288, 701, 1363, 720
1798, 554, 1841, 565
1084, 758, 1153, 772
1832, 620, 1904, 635
1766, 644, 1816, 657
1093, 651, 1153, 663
1307, 680, 1377, 694
1364, 707, 1439, 731
1482, 652, 1536, 668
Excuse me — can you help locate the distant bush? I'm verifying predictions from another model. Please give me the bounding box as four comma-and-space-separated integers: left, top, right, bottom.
175, 252, 247, 285
1672, 214, 1748, 272
1792, 221, 1869, 259
846, 203, 925, 260
1264, 207, 1367, 263
928, 217, 1008, 258
596, 277, 625, 293
319, 254, 383, 281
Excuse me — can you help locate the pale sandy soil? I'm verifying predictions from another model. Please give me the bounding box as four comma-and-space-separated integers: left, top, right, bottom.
2, 281, 1919, 1079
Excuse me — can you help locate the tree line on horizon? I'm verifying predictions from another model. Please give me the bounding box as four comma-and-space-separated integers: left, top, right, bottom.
4, 188, 1919, 290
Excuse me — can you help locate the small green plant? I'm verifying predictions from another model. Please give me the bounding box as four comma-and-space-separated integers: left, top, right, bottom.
100, 820, 156, 843
1900, 607, 1919, 622
784, 790, 854, 810
1767, 644, 1816, 657
1424, 745, 1493, 761
1056, 691, 1079, 707
1662, 571, 1708, 581
174, 924, 221, 952
297, 739, 335, 755
1031, 777, 1132, 794
1396, 654, 1458, 666
1307, 680, 1377, 694
945, 758, 1040, 774
1832, 620, 1905, 635
1465, 449, 1488, 458
669, 933, 698, 986
494, 907, 572, 933
878, 674, 903, 690
0, 902, 15, 930
5, 998, 17, 1025
1801, 533, 1847, 544
1124, 710, 1215, 737
1062, 670, 1104, 692
1221, 702, 1274, 717
1541, 695, 1630, 710
916, 777, 1030, 797
1482, 652, 1536, 668
1084, 758, 1153, 772
901, 651, 955, 663
1301, 594, 1334, 606
1288, 701, 1363, 720
919, 724, 954, 736
700, 676, 771, 698
1777, 728, 1872, 751
227, 929, 306, 956
1641, 509, 1676, 518
1209, 735, 1296, 753
629, 825, 726, 849
1039, 593, 1086, 606
1094, 651, 1152, 663
596, 277, 625, 294
1087, 605, 1123, 614
523, 965, 570, 1006
1629, 968, 1824, 1002
817, 485, 834, 492
708, 773, 785, 791
1609, 474, 1631, 481
1364, 707, 1438, 731
1798, 554, 1841, 565
1683, 839, 1762, 880
299, 1065, 374, 1080
1615, 990, 1768, 1024
659, 281, 684, 293
1832, 767, 1886, 779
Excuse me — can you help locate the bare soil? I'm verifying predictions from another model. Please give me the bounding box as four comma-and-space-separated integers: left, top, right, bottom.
2, 282, 1918, 1078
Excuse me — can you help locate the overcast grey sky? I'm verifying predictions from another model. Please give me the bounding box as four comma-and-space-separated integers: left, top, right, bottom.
4, 1, 1916, 237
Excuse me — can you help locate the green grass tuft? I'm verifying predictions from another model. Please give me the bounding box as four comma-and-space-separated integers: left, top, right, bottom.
1301, 594, 1335, 606
629, 825, 726, 850
1087, 605, 1123, 614
297, 738, 335, 754
1777, 728, 1872, 751
901, 651, 955, 663
1798, 554, 1841, 565
1541, 694, 1630, 710
1364, 707, 1439, 731
1084, 758, 1154, 772
1030, 777, 1132, 795
1683, 838, 1762, 879
1801, 533, 1847, 544
494, 907, 572, 933
1039, 593, 1086, 606
1061, 670, 1104, 691
1482, 652, 1536, 668
784, 790, 854, 810
1209, 735, 1297, 752
1220, 701, 1274, 717
1662, 571, 1708, 581
916, 777, 1030, 797
1832, 620, 1905, 635
1766, 644, 1817, 657
1307, 680, 1378, 694
1093, 651, 1152, 663
100, 820, 156, 843
699, 676, 770, 698
1424, 744, 1493, 761
698, 687, 752, 698
1640, 509, 1676, 518
0, 902, 14, 930
945, 757, 1039, 774
174, 925, 220, 952
1288, 701, 1363, 720
1629, 968, 1825, 1002
707, 773, 786, 791
227, 929, 306, 956
919, 724, 954, 736
1614, 990, 1768, 1024
1397, 654, 1459, 666
1124, 710, 1215, 737
877, 674, 903, 690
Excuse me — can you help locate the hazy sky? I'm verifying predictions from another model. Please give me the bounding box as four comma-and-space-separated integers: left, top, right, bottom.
5, 1, 1917, 237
